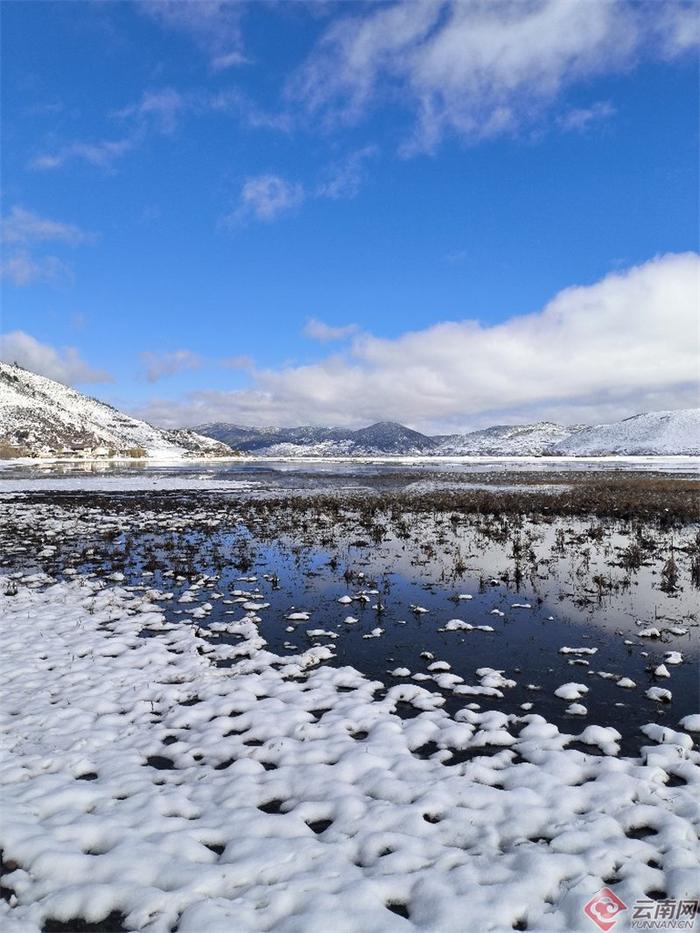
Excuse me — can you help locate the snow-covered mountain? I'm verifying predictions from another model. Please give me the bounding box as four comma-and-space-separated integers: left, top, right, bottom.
196, 419, 583, 457
197, 410, 698, 457
552, 409, 700, 456
352, 421, 436, 454
435, 422, 585, 456
195, 423, 351, 452
0, 363, 234, 460
195, 421, 440, 456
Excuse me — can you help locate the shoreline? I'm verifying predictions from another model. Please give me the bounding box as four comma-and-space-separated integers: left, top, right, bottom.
1, 453, 699, 466
1, 467, 699, 520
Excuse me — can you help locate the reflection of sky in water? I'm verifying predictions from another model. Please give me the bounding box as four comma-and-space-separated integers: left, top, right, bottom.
140, 516, 699, 757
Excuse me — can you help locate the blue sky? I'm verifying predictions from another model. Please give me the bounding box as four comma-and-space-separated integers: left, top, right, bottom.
1, 0, 698, 431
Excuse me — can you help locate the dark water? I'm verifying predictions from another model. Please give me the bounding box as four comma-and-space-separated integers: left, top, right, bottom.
2, 484, 697, 756
129, 518, 699, 756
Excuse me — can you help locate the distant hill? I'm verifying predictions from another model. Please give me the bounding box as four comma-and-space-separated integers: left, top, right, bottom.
0, 362, 234, 460
435, 422, 585, 456
197, 411, 698, 457
552, 410, 700, 456
194, 423, 351, 451
351, 421, 436, 454
195, 420, 440, 456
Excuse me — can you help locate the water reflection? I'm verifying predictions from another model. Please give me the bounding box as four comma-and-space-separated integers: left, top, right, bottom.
1, 455, 697, 492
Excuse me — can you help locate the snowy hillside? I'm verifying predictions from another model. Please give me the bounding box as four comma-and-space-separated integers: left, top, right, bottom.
196, 423, 351, 452
0, 362, 234, 460
435, 422, 585, 456
553, 409, 700, 456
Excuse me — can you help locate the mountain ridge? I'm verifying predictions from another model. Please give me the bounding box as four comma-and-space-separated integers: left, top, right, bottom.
196, 411, 699, 457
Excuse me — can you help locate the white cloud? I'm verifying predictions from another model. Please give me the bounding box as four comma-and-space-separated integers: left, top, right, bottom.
30, 136, 137, 171
219, 92, 291, 133
303, 318, 358, 342
116, 86, 291, 136
116, 88, 187, 134
443, 249, 468, 266
290, 0, 698, 152
140, 350, 202, 383
2, 206, 91, 246
652, 0, 700, 56
1, 206, 94, 287
33, 82, 290, 175
220, 354, 254, 371
228, 148, 378, 226
557, 100, 616, 132
139, 1, 247, 71
0, 331, 113, 385
135, 252, 700, 431
315, 146, 378, 200
229, 174, 305, 223
0, 253, 70, 287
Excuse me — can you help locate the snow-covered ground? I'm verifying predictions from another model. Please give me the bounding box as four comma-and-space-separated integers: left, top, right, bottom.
2, 575, 699, 933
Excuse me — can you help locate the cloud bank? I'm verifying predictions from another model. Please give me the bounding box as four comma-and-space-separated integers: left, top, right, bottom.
135, 252, 699, 431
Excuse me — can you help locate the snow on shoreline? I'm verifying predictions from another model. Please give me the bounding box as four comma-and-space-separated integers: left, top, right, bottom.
2, 455, 699, 469
0, 475, 261, 493
1, 576, 698, 932
0, 455, 242, 468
